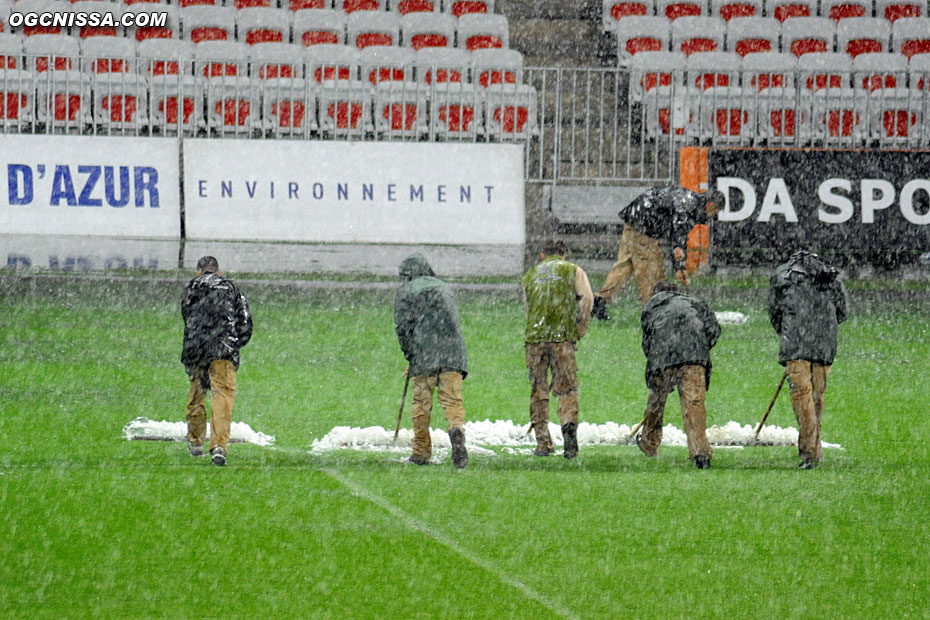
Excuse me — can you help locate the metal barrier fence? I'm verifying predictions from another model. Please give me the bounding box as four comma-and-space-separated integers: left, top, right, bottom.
2, 55, 929, 185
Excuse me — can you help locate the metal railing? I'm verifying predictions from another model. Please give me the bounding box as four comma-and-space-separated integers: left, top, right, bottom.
2, 54, 929, 185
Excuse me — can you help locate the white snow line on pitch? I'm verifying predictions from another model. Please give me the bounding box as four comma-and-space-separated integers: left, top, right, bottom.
322, 468, 582, 620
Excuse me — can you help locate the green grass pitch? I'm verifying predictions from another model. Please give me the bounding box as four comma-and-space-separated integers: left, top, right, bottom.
1, 274, 928, 619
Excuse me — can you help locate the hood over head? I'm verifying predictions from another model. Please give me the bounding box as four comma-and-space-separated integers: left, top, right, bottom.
399, 253, 436, 282
787, 250, 839, 285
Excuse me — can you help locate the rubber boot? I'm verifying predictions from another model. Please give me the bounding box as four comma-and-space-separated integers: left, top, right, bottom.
592, 296, 611, 321
449, 427, 468, 469
562, 422, 578, 459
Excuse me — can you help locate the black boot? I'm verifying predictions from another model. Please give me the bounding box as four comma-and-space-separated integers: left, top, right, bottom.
592, 296, 611, 321
449, 427, 468, 470
562, 422, 578, 459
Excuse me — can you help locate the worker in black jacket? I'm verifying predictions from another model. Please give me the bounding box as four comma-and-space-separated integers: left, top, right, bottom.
593, 185, 722, 320
769, 250, 848, 470
637, 281, 720, 469
181, 256, 253, 466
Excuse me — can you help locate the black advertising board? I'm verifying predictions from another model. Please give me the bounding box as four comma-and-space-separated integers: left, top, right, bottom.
708, 149, 930, 266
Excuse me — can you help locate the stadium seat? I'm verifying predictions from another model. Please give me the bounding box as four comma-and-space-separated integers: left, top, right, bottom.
615, 16, 671, 59
809, 89, 864, 142
293, 9, 346, 46
821, 0, 872, 22
92, 72, 149, 129
672, 16, 726, 55
642, 88, 690, 137
603, 0, 653, 30
306, 43, 361, 81
798, 51, 852, 89
892, 17, 930, 58
429, 82, 480, 138
741, 50, 797, 90
70, 1, 124, 38
910, 52, 930, 90
657, 0, 708, 21
393, 0, 439, 14
852, 51, 906, 90
444, 0, 493, 18
138, 37, 195, 76
17, 0, 66, 36
178, 0, 220, 7
712, 0, 762, 22
194, 39, 250, 78
0, 32, 22, 69
876, 0, 923, 22
764, 0, 815, 22
686, 50, 741, 89
347, 11, 400, 48
0, 2, 11, 35
726, 16, 780, 56
359, 45, 415, 84
81, 36, 136, 74
337, 0, 385, 13
250, 41, 306, 78
289, 0, 332, 10
629, 50, 686, 101
471, 48, 521, 87
126, 4, 181, 41
690, 86, 753, 141
182, 5, 236, 42
836, 17, 891, 57
237, 7, 292, 45
24, 33, 79, 72
781, 17, 836, 57
866, 87, 922, 143
318, 79, 371, 132
456, 14, 509, 50
233, 0, 274, 9
373, 80, 427, 136
252, 43, 314, 133
0, 69, 34, 123
482, 83, 537, 139
414, 46, 471, 84
401, 12, 456, 49
140, 40, 202, 132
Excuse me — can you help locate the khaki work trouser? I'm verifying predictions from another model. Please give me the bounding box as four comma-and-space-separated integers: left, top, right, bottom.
525, 341, 579, 451
639, 364, 712, 461
598, 225, 666, 307
187, 359, 237, 453
410, 371, 466, 460
786, 360, 831, 463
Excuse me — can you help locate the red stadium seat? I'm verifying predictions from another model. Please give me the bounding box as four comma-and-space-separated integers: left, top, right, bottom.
852, 51, 907, 90
0, 32, 21, 69
726, 16, 780, 56
821, 0, 871, 22
414, 46, 471, 84
337, 0, 385, 14
402, 12, 455, 49
456, 14, 509, 51
711, 0, 762, 22
182, 6, 236, 42
472, 48, 522, 88
892, 17, 930, 58
615, 16, 671, 59
126, 4, 180, 41
876, 0, 924, 22
444, 0, 493, 18
765, 0, 814, 22
781, 17, 836, 57
672, 16, 726, 55
306, 43, 361, 81
293, 9, 346, 46
686, 50, 741, 89
657, 0, 708, 21
237, 7, 292, 45
359, 45, 415, 84
347, 11, 400, 48
837, 17, 891, 57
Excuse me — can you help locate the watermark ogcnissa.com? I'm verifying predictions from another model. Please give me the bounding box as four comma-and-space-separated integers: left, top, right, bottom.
9, 10, 169, 29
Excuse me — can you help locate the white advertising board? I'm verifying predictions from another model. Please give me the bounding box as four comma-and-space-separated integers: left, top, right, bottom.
183, 140, 525, 245
0, 135, 180, 238
1, 234, 179, 271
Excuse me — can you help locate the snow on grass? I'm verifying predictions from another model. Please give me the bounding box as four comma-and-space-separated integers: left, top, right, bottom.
121, 417, 276, 446
715, 311, 748, 325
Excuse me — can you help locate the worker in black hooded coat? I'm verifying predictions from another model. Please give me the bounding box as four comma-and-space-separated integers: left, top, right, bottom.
637, 281, 720, 469
768, 250, 848, 469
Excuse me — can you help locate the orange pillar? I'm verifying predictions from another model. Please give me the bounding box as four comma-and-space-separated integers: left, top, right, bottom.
679, 147, 710, 274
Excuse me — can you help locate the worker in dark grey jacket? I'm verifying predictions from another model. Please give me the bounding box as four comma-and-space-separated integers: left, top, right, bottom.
637, 281, 720, 469
181, 256, 252, 466
769, 250, 848, 470
394, 253, 468, 469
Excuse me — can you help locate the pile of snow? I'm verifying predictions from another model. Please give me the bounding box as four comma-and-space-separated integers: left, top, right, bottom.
310, 419, 841, 455
715, 311, 748, 325
122, 417, 275, 446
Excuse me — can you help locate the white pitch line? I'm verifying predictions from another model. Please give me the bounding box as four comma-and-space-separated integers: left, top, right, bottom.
322, 468, 581, 620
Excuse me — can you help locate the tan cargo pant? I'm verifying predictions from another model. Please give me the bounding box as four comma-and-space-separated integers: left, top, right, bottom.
639, 364, 712, 461
187, 359, 237, 453
598, 225, 666, 307
411, 371, 466, 460
786, 359, 831, 463
525, 341, 579, 452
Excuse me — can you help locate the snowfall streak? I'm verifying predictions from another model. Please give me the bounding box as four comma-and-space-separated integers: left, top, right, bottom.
195, 180, 497, 204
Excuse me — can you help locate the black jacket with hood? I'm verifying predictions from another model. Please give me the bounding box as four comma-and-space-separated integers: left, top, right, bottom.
621, 185, 709, 262
641, 290, 721, 387
181, 271, 253, 373
394, 254, 468, 378
768, 251, 848, 366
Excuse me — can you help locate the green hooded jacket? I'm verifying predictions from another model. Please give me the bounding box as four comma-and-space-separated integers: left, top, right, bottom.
768, 251, 848, 366
523, 255, 579, 344
641, 290, 720, 387
394, 254, 468, 378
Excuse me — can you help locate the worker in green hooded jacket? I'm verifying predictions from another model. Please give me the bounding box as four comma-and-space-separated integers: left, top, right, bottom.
395, 253, 469, 469
523, 239, 594, 459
